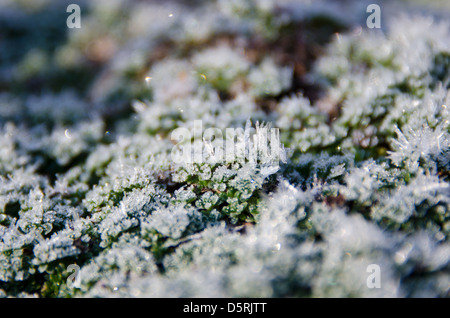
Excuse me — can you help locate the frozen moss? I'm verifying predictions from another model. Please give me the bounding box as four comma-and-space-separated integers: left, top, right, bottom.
0, 0, 449, 298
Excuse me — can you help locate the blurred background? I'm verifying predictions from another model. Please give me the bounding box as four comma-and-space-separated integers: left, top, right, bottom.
0, 0, 449, 128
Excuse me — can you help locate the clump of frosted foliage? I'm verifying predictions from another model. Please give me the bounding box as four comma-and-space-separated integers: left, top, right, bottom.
192, 45, 251, 92
248, 58, 293, 97
0, 0, 449, 298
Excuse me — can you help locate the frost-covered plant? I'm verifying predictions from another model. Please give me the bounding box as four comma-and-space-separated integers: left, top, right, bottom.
192, 45, 251, 93
247, 58, 292, 97
0, 0, 449, 298
171, 120, 287, 223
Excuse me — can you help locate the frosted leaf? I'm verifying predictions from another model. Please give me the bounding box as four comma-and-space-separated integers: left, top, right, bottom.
32, 232, 80, 265
192, 45, 250, 91
371, 170, 449, 225
144, 205, 192, 239
329, 163, 346, 178
195, 192, 220, 210
248, 58, 292, 97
